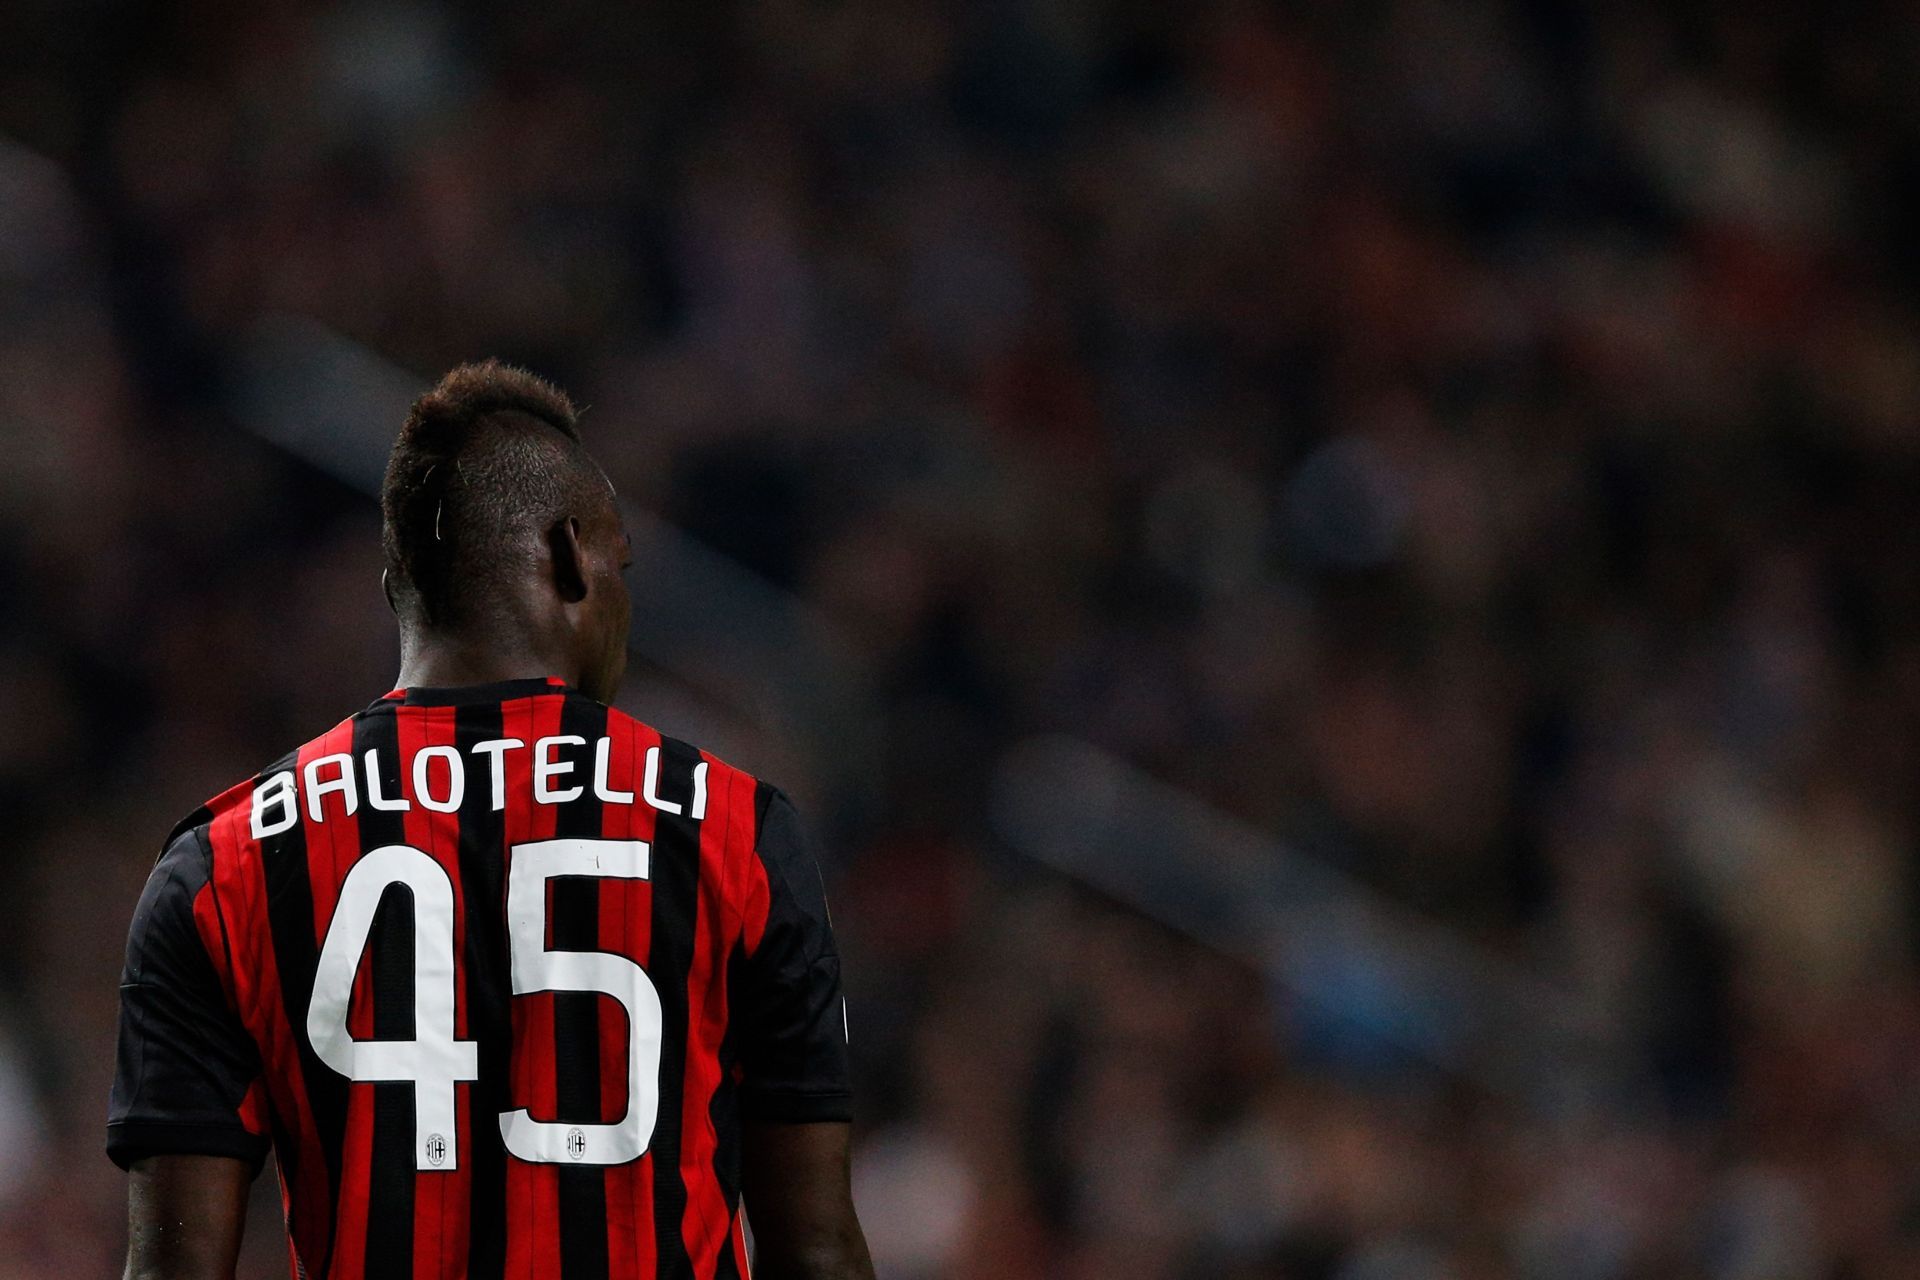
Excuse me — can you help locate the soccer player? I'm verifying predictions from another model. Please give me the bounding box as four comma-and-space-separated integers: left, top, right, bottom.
108, 363, 875, 1280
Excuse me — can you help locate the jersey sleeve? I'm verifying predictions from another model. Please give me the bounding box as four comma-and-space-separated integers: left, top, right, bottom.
107, 826, 271, 1172
732, 787, 853, 1123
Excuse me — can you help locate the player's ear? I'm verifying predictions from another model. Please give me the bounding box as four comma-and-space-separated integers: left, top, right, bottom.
380, 568, 399, 615
548, 516, 590, 604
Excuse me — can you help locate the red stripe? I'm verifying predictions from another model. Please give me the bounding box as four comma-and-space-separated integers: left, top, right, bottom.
400, 705, 468, 1280
504, 694, 566, 1280
680, 757, 744, 1273
295, 725, 374, 1274
188, 886, 275, 1140
730, 1211, 751, 1278
281, 1169, 303, 1280
294, 722, 375, 1280
206, 787, 333, 1272
720, 767, 760, 946
603, 713, 660, 1280
189, 884, 229, 997
299, 720, 359, 936
235, 1077, 270, 1136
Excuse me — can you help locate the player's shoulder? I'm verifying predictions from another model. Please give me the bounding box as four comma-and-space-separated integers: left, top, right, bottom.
596, 699, 793, 843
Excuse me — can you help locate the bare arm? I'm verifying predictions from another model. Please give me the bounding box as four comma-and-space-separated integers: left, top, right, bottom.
742, 1121, 875, 1280
124, 1155, 251, 1280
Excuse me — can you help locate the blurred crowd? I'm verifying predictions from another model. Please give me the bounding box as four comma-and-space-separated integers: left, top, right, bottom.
7, 0, 1920, 1275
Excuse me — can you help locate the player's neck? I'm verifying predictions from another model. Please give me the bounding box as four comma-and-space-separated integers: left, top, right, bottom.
394, 630, 578, 692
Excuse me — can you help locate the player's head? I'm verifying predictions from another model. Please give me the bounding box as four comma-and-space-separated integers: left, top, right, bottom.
380, 361, 630, 702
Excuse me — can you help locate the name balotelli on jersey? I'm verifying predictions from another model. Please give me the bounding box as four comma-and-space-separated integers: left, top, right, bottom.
108, 676, 850, 1280
251, 728, 714, 836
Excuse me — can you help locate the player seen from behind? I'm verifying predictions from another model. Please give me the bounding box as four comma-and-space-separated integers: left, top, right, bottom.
108, 362, 875, 1280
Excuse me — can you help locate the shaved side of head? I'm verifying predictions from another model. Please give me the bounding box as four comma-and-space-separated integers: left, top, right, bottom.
380, 360, 612, 633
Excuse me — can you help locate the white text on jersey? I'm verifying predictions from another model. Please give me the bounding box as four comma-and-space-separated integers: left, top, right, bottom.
250, 737, 708, 838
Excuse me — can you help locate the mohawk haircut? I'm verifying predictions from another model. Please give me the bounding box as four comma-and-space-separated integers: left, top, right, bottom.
380, 360, 603, 630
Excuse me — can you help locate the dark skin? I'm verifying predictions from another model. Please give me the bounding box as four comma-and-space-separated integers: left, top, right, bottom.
741, 1121, 877, 1280
126, 477, 875, 1280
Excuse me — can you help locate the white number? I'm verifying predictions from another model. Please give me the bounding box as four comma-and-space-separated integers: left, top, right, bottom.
308, 839, 663, 1170
309, 846, 480, 1170
500, 838, 662, 1164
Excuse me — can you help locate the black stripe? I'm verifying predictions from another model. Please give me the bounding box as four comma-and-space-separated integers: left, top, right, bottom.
456, 701, 511, 1280
259, 748, 349, 1280
752, 780, 776, 841
357, 707, 415, 1280
709, 1076, 743, 1280
648, 734, 706, 1279
554, 696, 611, 1280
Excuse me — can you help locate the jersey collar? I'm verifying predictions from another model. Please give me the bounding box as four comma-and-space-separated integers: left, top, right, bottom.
379, 675, 572, 706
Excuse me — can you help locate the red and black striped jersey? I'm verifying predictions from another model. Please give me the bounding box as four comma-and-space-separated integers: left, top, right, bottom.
108, 677, 850, 1280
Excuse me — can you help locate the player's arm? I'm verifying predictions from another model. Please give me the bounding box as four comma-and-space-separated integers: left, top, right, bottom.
124, 1155, 250, 1280
109, 828, 270, 1279
743, 1122, 872, 1280
735, 789, 874, 1280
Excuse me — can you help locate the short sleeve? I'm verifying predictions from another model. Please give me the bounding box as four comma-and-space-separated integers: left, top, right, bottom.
107, 827, 270, 1172
732, 787, 852, 1123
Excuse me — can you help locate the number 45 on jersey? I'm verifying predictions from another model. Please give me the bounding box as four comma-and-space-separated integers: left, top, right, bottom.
308, 837, 663, 1171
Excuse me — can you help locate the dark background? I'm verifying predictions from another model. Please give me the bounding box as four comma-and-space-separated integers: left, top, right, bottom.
5, 1, 1920, 1276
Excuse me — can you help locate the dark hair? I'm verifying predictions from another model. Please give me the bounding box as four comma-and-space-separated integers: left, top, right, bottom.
380, 360, 601, 628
